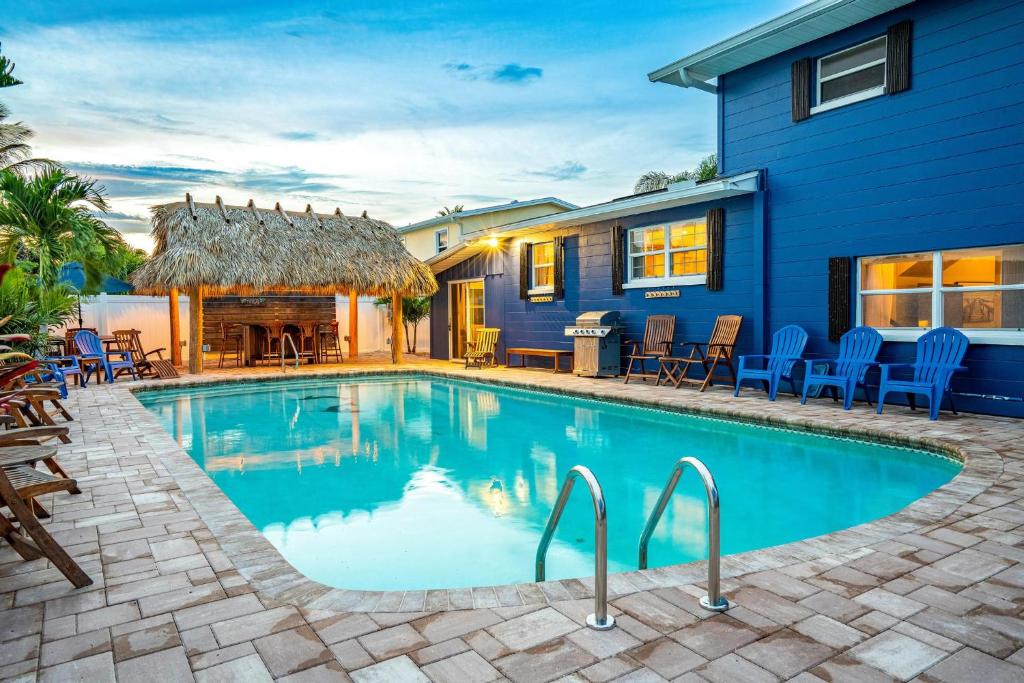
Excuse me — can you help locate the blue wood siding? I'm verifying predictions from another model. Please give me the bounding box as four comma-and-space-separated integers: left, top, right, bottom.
720, 0, 1024, 416
432, 196, 757, 368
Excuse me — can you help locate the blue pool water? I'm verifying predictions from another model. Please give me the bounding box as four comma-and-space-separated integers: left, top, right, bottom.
138, 375, 960, 591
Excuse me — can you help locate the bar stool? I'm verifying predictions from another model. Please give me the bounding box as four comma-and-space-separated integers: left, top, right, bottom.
259, 322, 284, 365
319, 321, 342, 363
297, 321, 318, 363
218, 322, 243, 368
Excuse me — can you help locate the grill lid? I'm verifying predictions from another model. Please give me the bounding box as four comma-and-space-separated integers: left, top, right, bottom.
575, 310, 620, 327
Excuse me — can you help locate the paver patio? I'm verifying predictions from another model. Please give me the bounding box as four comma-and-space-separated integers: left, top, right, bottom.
2, 354, 1024, 682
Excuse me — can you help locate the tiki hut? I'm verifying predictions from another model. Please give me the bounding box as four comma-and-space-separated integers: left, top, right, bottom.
132, 195, 437, 373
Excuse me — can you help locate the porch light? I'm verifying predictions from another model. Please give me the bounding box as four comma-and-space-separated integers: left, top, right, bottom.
485, 236, 499, 248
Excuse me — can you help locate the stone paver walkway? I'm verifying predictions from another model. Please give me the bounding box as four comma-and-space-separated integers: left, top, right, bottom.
2, 356, 1024, 682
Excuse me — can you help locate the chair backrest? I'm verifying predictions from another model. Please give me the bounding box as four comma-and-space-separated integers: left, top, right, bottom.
767, 325, 808, 375
914, 327, 969, 386
65, 327, 97, 355
708, 315, 742, 357
112, 329, 144, 363
642, 315, 676, 356
836, 326, 883, 379
474, 328, 500, 354
73, 330, 103, 356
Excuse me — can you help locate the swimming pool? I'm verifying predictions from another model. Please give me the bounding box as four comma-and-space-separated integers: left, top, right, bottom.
138, 375, 961, 591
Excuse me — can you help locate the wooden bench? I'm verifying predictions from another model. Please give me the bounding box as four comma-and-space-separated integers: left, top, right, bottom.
505, 348, 573, 374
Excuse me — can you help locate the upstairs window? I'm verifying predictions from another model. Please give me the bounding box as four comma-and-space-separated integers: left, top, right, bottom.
435, 227, 448, 254
625, 220, 707, 288
814, 35, 886, 113
858, 245, 1024, 344
531, 242, 554, 291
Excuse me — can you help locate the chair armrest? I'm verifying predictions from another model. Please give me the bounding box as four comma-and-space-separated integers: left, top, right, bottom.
659, 340, 673, 355
104, 350, 132, 362
143, 348, 166, 359
622, 340, 642, 355
0, 425, 69, 444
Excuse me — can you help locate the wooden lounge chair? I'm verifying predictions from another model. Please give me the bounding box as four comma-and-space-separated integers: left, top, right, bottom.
734, 325, 808, 400
801, 326, 883, 410
113, 329, 178, 378
465, 328, 500, 368
657, 315, 742, 391
877, 327, 968, 421
0, 462, 91, 587
623, 315, 675, 384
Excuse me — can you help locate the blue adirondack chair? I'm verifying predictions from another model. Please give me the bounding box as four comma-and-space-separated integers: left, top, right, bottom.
42, 355, 87, 394
74, 330, 137, 383
801, 326, 883, 410
734, 325, 808, 400
876, 327, 968, 421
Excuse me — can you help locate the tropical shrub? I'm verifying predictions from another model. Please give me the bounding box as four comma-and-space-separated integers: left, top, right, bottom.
375, 295, 431, 353
0, 265, 77, 354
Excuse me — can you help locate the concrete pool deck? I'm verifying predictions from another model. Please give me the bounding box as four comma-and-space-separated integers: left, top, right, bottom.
3, 355, 1024, 682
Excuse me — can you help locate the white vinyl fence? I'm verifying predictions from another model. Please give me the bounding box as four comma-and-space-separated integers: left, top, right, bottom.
54, 293, 430, 358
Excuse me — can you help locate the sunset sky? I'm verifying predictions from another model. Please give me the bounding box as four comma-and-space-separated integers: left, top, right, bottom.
4, 1, 799, 250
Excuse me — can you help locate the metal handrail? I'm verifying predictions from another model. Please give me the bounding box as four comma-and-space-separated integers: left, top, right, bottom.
638, 456, 728, 612
535, 465, 615, 630
281, 333, 300, 371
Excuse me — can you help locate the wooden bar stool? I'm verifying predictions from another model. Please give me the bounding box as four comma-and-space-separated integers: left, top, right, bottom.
218, 323, 243, 368
319, 321, 342, 363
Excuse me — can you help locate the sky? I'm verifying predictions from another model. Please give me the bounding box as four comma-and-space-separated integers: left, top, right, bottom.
2, 0, 800, 251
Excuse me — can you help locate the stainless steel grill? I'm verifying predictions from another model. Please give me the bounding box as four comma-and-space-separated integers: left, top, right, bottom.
564, 311, 621, 377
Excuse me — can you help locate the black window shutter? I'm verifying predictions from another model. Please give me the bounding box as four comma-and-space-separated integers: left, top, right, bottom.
706, 208, 725, 291
519, 244, 530, 300
828, 256, 852, 342
791, 58, 812, 122
552, 235, 565, 299
886, 20, 912, 94
611, 225, 624, 295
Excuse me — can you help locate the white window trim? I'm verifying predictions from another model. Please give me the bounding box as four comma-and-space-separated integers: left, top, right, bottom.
529, 241, 555, 294
626, 222, 707, 289
856, 248, 1024, 346
434, 227, 448, 254
810, 35, 887, 115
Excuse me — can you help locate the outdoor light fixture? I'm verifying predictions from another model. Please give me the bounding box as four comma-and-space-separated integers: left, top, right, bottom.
486, 236, 499, 248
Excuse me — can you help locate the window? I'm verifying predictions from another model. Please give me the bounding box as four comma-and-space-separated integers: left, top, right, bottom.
530, 242, 554, 292
813, 35, 886, 114
625, 220, 707, 288
435, 228, 448, 254
858, 245, 1024, 344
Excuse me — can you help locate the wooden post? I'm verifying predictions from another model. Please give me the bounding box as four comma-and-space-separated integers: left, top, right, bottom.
391, 293, 403, 364
188, 286, 204, 374
348, 288, 358, 358
169, 287, 182, 366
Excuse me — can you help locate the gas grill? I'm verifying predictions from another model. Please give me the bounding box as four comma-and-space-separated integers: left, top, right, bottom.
564, 311, 622, 377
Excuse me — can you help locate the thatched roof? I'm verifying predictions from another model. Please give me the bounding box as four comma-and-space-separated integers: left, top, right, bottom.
132, 195, 437, 296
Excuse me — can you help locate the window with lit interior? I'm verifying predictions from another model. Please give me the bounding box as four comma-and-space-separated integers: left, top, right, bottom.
858, 245, 1024, 343
531, 242, 554, 292
626, 220, 706, 288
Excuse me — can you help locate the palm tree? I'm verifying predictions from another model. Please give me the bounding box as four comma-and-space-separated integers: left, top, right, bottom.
633, 154, 718, 194
0, 167, 123, 291
437, 204, 464, 217
0, 43, 48, 174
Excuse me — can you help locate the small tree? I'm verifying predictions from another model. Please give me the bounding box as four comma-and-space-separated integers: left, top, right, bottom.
375, 296, 431, 353
437, 205, 464, 217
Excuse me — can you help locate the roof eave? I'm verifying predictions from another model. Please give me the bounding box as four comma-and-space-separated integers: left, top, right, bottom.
648, 0, 915, 89
428, 171, 762, 274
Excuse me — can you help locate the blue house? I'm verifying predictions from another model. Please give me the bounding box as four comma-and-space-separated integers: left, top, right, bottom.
427, 0, 1024, 418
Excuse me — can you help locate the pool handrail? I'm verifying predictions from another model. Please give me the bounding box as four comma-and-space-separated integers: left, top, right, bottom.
281, 333, 300, 371
638, 456, 729, 612
535, 465, 614, 631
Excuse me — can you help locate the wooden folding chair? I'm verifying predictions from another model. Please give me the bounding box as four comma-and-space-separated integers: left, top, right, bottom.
658, 315, 742, 391
0, 463, 91, 587
623, 315, 675, 383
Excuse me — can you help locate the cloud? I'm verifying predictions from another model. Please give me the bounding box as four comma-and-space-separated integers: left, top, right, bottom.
443, 62, 543, 85
490, 63, 543, 84
525, 161, 586, 181
67, 162, 344, 198
277, 130, 320, 141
